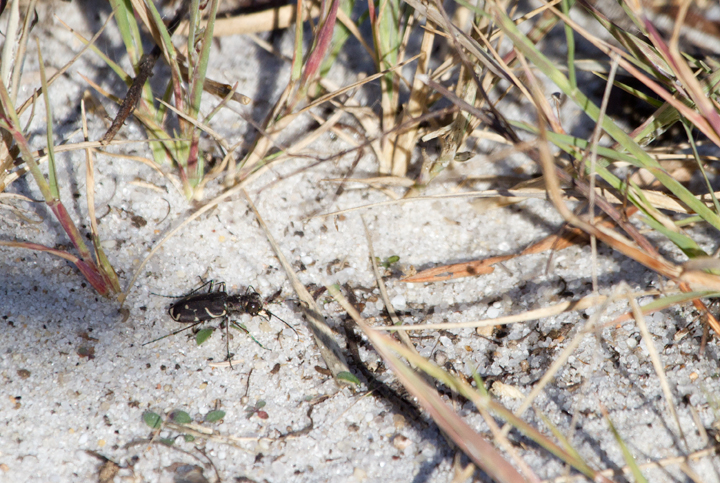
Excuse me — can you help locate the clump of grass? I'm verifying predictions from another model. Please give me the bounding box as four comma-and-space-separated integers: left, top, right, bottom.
84, 0, 229, 199
0, 1, 119, 295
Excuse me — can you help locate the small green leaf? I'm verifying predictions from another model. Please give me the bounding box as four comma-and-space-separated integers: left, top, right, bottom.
337, 371, 360, 385
204, 410, 226, 422
160, 438, 175, 446
255, 400, 266, 409
195, 328, 214, 345
184, 434, 195, 442
142, 411, 162, 429
169, 410, 192, 424
382, 255, 400, 268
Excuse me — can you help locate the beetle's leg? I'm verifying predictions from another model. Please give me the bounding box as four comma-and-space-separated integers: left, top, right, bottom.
151, 280, 216, 299
142, 320, 206, 346
224, 316, 234, 369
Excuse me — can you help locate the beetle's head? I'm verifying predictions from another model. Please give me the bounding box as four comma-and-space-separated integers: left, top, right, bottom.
240, 292, 263, 316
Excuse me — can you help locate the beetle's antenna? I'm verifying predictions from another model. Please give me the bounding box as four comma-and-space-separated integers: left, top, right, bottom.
142, 321, 206, 346
150, 280, 220, 299
264, 309, 299, 338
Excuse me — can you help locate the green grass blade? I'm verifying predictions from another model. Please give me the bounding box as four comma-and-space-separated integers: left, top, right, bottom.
682, 119, 720, 215
562, 0, 576, 89
108, 0, 142, 65
491, 5, 720, 233
0, 79, 52, 200
535, 410, 584, 464
143, 0, 183, 102
37, 42, 59, 199
188, 0, 220, 119
512, 122, 710, 257
603, 411, 649, 483
592, 72, 664, 108
187, 0, 199, 69
58, 17, 132, 85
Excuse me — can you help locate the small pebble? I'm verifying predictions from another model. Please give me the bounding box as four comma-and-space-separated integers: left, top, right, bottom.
391, 295, 407, 311
392, 434, 412, 451
486, 306, 501, 318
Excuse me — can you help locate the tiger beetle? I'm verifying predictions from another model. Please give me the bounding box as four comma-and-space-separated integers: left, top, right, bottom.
143, 280, 297, 367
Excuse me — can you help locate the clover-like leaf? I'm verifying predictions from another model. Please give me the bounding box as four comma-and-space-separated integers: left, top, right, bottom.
142, 411, 162, 429
169, 410, 192, 424
204, 410, 226, 422
195, 328, 214, 345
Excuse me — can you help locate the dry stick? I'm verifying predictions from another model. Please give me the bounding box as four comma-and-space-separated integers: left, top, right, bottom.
317, 188, 549, 217
100, 2, 188, 145
100, 52, 159, 145
164, 421, 267, 450
241, 189, 353, 385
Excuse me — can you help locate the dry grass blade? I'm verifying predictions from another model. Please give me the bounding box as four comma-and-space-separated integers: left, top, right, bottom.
314, 188, 548, 218
298, 55, 422, 115
402, 254, 516, 283
390, 21, 434, 177
157, 99, 230, 152
361, 217, 417, 354
82, 100, 120, 292
242, 190, 352, 384
329, 285, 531, 483
178, 2, 322, 37
628, 294, 685, 447
545, 447, 718, 483
403, 221, 604, 283
374, 294, 608, 331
